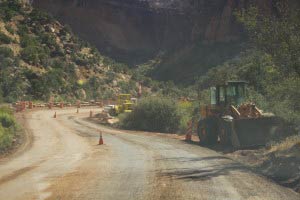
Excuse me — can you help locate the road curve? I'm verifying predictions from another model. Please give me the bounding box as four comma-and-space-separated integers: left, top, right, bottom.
0, 109, 299, 200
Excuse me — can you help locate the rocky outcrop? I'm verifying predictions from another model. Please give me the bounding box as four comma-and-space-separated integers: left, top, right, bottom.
32, 0, 250, 63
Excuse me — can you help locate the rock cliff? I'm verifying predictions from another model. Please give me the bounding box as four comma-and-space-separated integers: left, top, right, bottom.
31, 0, 278, 81
32, 1, 246, 59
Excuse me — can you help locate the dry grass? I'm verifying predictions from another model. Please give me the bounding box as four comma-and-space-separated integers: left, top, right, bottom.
0, 20, 19, 42
80, 47, 91, 55
268, 135, 300, 153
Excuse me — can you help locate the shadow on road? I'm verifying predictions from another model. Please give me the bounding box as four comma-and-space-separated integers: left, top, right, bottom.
156, 156, 233, 163
157, 156, 247, 182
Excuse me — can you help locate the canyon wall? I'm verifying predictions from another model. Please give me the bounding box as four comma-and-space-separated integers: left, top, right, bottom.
32, 0, 288, 81
32, 0, 253, 62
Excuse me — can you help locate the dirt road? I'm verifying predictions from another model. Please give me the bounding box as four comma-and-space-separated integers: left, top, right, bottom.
0, 109, 299, 200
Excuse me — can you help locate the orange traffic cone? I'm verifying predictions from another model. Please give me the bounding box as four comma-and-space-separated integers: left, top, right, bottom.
28, 101, 33, 109
185, 133, 192, 141
90, 110, 93, 118
54, 112, 57, 118
99, 131, 104, 145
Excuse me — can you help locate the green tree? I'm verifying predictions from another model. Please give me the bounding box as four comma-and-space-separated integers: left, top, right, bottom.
235, 3, 300, 75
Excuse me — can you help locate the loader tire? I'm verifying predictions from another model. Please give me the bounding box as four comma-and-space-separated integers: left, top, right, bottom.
198, 117, 218, 145
109, 109, 117, 116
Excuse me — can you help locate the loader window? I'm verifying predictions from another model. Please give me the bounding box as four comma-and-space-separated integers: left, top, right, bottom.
226, 85, 237, 106
219, 87, 225, 103
237, 85, 245, 97
210, 87, 217, 105
227, 85, 236, 97
237, 84, 246, 105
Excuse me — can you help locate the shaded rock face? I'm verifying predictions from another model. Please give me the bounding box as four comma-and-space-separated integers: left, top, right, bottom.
32, 0, 258, 64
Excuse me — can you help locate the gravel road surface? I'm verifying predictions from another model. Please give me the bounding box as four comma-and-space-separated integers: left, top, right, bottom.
0, 109, 299, 200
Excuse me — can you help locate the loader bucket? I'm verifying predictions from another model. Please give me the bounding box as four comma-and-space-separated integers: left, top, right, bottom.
233, 116, 281, 147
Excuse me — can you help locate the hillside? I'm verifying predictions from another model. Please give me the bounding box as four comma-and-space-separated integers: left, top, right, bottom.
0, 0, 139, 103
32, 0, 282, 82
32, 0, 244, 82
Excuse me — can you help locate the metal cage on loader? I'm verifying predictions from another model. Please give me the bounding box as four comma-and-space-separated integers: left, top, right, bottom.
197, 81, 280, 148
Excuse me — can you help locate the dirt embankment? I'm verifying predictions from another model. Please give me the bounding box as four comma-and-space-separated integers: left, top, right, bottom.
227, 135, 300, 193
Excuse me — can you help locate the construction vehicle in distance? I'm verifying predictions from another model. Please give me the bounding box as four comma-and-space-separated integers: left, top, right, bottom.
198, 81, 280, 148
109, 94, 136, 116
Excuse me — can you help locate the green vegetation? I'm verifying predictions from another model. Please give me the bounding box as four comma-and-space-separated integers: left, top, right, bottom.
119, 97, 181, 133
21, 45, 49, 65
0, 0, 22, 22
0, 106, 18, 152
177, 100, 199, 133
0, 46, 14, 58
5, 24, 15, 34
152, 42, 243, 82
118, 97, 200, 134
0, 0, 298, 136
196, 2, 300, 127
0, 0, 134, 102
0, 31, 12, 44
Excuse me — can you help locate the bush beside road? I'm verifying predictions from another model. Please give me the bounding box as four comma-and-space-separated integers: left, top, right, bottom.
118, 97, 181, 133
0, 106, 19, 153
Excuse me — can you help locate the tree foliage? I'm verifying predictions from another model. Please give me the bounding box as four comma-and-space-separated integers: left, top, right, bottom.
235, 3, 300, 74
196, 3, 300, 125
0, 107, 18, 152
119, 97, 181, 133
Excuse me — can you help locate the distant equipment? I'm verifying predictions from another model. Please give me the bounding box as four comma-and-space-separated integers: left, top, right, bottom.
109, 94, 136, 116
197, 81, 280, 148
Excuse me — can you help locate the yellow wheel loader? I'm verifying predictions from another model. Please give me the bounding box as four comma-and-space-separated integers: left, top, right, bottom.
198, 81, 281, 148
109, 94, 135, 116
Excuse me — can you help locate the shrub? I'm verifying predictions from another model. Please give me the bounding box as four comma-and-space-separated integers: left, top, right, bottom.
0, 0, 22, 21
51, 59, 66, 69
177, 100, 196, 133
21, 46, 48, 65
0, 112, 16, 129
105, 71, 115, 84
0, 69, 28, 102
0, 125, 13, 151
0, 31, 12, 44
0, 89, 3, 103
5, 24, 15, 34
20, 34, 39, 48
40, 33, 58, 48
0, 47, 14, 58
71, 52, 98, 66
28, 9, 54, 24
119, 97, 181, 133
17, 24, 29, 36
118, 81, 135, 93
0, 106, 17, 151
0, 106, 14, 115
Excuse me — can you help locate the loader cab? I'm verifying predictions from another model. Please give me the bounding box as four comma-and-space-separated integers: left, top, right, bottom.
117, 94, 131, 105
210, 81, 247, 107
111, 94, 135, 115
